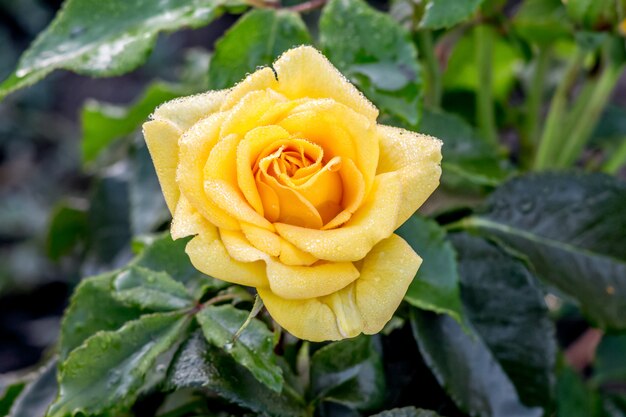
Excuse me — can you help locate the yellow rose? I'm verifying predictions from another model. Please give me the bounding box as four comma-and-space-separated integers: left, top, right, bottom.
142, 46, 442, 341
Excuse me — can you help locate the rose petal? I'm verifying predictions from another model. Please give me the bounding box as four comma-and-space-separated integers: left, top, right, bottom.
240, 223, 281, 257
258, 288, 344, 342
177, 114, 239, 230
377, 125, 442, 226
266, 259, 359, 300
355, 233, 421, 334
220, 229, 269, 263
220, 67, 278, 111
273, 46, 378, 122
186, 225, 268, 288
278, 238, 318, 266
171, 194, 206, 239
275, 170, 402, 262
153, 90, 229, 131
204, 179, 274, 230
220, 89, 287, 139
143, 119, 182, 213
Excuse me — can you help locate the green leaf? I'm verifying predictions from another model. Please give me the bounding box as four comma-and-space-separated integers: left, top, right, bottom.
196, 304, 283, 392
4, 360, 58, 417
420, 0, 485, 30
512, 0, 572, 45
396, 215, 464, 324
450, 233, 556, 410
320, 0, 422, 126
443, 25, 522, 102
556, 365, 600, 417
464, 172, 626, 330
0, 0, 243, 101
81, 82, 183, 164
59, 272, 144, 360
209, 9, 311, 89
49, 312, 190, 417
0, 382, 24, 417
593, 333, 626, 386
45, 202, 88, 261
419, 109, 508, 187
167, 330, 307, 417
129, 142, 169, 235
113, 266, 195, 312
310, 335, 385, 411
411, 310, 543, 417
565, 0, 617, 30
371, 407, 443, 417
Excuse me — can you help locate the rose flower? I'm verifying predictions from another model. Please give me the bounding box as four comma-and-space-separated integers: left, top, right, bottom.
143, 46, 441, 341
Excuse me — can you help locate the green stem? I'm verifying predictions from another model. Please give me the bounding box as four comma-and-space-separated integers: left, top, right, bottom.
521, 45, 551, 169
417, 30, 442, 108
534, 48, 585, 170
602, 138, 626, 174
556, 60, 623, 168
475, 25, 498, 147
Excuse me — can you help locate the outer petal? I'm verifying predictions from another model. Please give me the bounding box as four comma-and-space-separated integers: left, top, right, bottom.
377, 125, 442, 226
143, 119, 182, 213
258, 288, 344, 342
266, 260, 359, 300
153, 90, 229, 131
171, 194, 206, 239
185, 225, 268, 288
275, 171, 402, 262
273, 46, 378, 122
220, 67, 278, 111
355, 233, 421, 334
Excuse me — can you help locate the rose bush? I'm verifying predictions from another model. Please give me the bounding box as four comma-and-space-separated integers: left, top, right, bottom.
143, 46, 442, 341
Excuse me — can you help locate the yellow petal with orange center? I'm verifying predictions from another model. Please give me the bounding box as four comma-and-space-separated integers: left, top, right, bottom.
177, 113, 239, 230
377, 125, 442, 227
238, 126, 292, 214
185, 224, 268, 288
273, 46, 378, 122
204, 179, 273, 230
143, 119, 182, 214
275, 170, 402, 262
337, 157, 365, 214
154, 90, 228, 131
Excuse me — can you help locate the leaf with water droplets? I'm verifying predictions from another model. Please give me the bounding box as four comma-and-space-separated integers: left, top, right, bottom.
48, 312, 190, 417
196, 305, 283, 392
113, 266, 195, 312
420, 0, 485, 29
310, 335, 386, 412
320, 0, 423, 127
0, 0, 244, 101
167, 330, 307, 417
465, 172, 626, 330
209, 9, 311, 90
2, 359, 58, 417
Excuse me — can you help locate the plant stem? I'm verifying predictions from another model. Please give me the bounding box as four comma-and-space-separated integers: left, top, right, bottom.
602, 138, 626, 174
285, 0, 327, 12
534, 48, 585, 170
556, 59, 623, 168
521, 45, 550, 169
416, 30, 442, 108
474, 25, 498, 147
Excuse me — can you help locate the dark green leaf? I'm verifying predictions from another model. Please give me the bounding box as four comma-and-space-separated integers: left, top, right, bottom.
0, 0, 243, 101
371, 407, 443, 417
451, 233, 556, 410
81, 82, 183, 164
167, 330, 307, 417
129, 142, 169, 235
4, 359, 58, 417
591, 105, 626, 146
59, 272, 144, 360
196, 304, 283, 392
465, 172, 626, 330
320, 0, 422, 126
565, 0, 617, 30
420, 0, 484, 30
49, 312, 189, 417
45, 202, 88, 261
512, 0, 572, 45
0, 382, 25, 417
209, 9, 311, 89
396, 215, 464, 324
310, 335, 385, 411
411, 310, 543, 417
419, 109, 508, 187
556, 365, 599, 417
593, 333, 626, 386
113, 266, 194, 311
